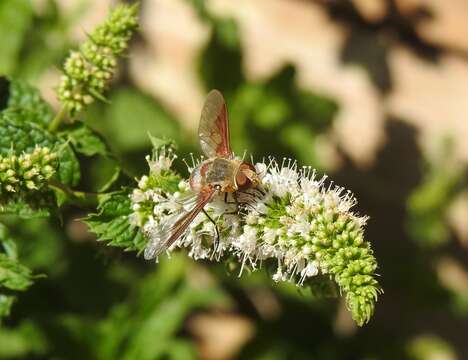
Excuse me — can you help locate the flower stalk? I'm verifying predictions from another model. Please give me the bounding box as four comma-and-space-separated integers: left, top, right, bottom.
56, 4, 139, 117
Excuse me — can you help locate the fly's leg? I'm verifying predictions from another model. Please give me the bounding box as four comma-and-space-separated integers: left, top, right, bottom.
232, 191, 239, 211
202, 208, 220, 253
223, 192, 240, 215
224, 192, 237, 205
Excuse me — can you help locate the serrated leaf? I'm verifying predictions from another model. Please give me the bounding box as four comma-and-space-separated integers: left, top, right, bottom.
0, 109, 56, 154
56, 143, 81, 186
0, 200, 51, 219
60, 122, 108, 156
85, 189, 146, 252
7, 79, 54, 126
0, 253, 33, 291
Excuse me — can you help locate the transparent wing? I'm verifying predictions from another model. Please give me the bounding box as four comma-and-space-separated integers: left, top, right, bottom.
199, 89, 232, 159
144, 189, 216, 260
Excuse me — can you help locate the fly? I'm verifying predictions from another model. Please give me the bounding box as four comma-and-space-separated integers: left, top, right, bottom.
144, 90, 261, 259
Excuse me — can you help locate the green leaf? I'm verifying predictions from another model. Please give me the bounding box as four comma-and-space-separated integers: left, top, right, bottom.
0, 321, 48, 357
0, 253, 33, 291
0, 109, 56, 154
0, 200, 51, 219
0, 224, 36, 321
0, 0, 33, 75
60, 122, 108, 156
84, 88, 180, 152
0, 294, 14, 319
0, 236, 17, 260
85, 189, 146, 252
56, 142, 81, 186
7, 79, 54, 126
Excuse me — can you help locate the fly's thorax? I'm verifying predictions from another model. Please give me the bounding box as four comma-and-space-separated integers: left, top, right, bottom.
206, 158, 240, 192
189, 158, 240, 192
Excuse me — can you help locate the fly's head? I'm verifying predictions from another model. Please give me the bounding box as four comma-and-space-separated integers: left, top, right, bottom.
235, 162, 261, 191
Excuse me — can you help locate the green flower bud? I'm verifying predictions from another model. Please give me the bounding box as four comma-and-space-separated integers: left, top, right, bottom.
0, 146, 58, 199
56, 4, 139, 117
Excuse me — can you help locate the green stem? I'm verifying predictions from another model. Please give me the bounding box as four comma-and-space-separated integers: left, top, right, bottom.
48, 179, 98, 208
48, 107, 67, 133
68, 190, 99, 208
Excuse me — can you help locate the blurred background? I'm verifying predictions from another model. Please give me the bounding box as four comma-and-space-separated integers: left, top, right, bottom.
1, 0, 468, 358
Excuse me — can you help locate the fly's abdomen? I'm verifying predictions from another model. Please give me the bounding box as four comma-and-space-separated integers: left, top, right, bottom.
189, 160, 211, 191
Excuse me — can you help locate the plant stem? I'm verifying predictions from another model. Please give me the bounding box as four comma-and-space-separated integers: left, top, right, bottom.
48, 179, 99, 208
48, 107, 67, 133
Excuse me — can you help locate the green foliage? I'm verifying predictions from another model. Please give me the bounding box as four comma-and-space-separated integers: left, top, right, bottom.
7, 79, 54, 125
85, 190, 146, 252
0, 295, 15, 320
0, 96, 80, 188
407, 335, 457, 360
0, 76, 86, 218
0, 224, 34, 321
0, 254, 33, 291
194, 9, 338, 168
93, 256, 228, 360
84, 88, 181, 153
0, 109, 56, 154
0, 0, 33, 75
0, 321, 48, 358
406, 141, 464, 248
60, 122, 108, 157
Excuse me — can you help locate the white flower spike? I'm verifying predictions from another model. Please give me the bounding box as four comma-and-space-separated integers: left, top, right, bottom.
130, 147, 382, 326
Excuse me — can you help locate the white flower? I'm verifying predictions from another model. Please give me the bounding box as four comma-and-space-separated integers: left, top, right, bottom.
138, 175, 148, 189
146, 148, 177, 173
299, 261, 319, 285
131, 156, 372, 289
233, 225, 258, 255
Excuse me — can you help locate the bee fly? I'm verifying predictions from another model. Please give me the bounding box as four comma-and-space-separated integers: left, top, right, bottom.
144, 90, 262, 259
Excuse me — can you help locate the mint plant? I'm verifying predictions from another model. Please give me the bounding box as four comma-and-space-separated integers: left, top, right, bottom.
0, 3, 381, 327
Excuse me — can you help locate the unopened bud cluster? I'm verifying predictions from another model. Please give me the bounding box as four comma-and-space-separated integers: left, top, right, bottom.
57, 4, 138, 115
0, 147, 57, 197
129, 149, 382, 326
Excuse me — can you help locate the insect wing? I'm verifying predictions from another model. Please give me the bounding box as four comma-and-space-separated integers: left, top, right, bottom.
144, 189, 216, 260
199, 90, 232, 159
